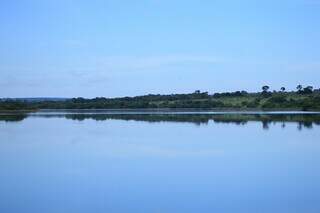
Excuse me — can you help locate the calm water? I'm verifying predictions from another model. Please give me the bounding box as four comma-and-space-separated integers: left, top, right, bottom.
1, 111, 320, 213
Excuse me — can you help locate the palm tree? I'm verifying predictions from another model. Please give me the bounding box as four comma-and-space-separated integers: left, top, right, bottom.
280, 87, 286, 92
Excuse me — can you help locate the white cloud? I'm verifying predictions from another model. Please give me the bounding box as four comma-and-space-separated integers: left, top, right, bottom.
98, 55, 225, 71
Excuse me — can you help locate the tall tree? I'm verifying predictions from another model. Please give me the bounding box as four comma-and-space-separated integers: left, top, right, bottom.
262, 85, 270, 92
296, 85, 303, 91
303, 86, 314, 94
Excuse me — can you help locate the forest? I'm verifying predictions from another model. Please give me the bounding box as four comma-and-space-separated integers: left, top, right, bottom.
1, 85, 320, 111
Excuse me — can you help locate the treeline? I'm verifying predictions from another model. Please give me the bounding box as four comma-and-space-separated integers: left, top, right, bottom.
1, 85, 320, 111
0, 100, 37, 111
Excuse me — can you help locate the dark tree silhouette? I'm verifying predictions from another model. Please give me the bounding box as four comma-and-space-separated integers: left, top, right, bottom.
297, 85, 303, 91
303, 86, 313, 94
262, 85, 270, 92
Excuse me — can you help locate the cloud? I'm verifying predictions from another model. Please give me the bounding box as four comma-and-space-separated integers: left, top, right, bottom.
98, 55, 225, 71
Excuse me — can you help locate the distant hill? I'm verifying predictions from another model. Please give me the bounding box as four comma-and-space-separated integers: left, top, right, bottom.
0, 98, 70, 102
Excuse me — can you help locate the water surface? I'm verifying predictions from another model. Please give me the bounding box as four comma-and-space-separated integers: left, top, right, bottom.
1, 111, 320, 213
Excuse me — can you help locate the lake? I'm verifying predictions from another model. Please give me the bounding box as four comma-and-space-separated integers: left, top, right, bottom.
1, 111, 320, 213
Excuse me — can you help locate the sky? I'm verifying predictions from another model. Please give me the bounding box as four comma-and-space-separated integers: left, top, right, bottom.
0, 0, 320, 98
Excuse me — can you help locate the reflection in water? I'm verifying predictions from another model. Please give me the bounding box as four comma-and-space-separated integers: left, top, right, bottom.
1, 112, 320, 130
1, 111, 320, 213
0, 114, 28, 122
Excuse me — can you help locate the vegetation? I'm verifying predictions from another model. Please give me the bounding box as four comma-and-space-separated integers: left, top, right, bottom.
1, 85, 320, 111
0, 100, 37, 111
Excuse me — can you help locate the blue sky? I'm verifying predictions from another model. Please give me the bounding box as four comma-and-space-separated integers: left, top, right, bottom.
1, 0, 319, 98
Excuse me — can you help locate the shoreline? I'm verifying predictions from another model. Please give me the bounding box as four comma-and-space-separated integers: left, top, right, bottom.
1, 108, 320, 115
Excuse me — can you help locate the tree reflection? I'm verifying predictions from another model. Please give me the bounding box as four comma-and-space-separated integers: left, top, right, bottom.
0, 114, 28, 122
1, 113, 320, 130
62, 113, 320, 130
262, 121, 270, 130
